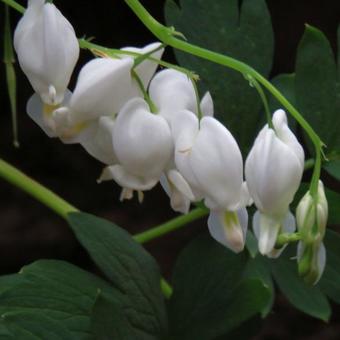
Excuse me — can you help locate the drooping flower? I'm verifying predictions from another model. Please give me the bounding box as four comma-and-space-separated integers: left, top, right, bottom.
171, 110, 249, 252
296, 180, 328, 284
149, 69, 214, 213
245, 109, 304, 255
99, 98, 173, 200
14, 0, 79, 105
27, 42, 164, 149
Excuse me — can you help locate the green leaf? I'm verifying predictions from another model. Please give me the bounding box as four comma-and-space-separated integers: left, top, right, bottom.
271, 253, 331, 321
91, 289, 132, 340
0, 260, 111, 339
243, 256, 274, 316
164, 0, 274, 154
1, 312, 74, 340
324, 159, 340, 181
295, 25, 339, 151
318, 230, 340, 304
168, 234, 270, 340
67, 212, 168, 339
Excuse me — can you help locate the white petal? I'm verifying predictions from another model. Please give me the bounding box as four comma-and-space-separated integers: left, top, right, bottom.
78, 116, 116, 165
297, 241, 326, 284
14, 0, 79, 105
113, 98, 173, 181
190, 116, 243, 210
70, 57, 139, 123
26, 90, 72, 138
122, 42, 164, 87
245, 127, 303, 217
252, 211, 281, 255
200, 91, 214, 117
99, 165, 158, 191
208, 208, 248, 253
272, 109, 305, 168
149, 69, 196, 122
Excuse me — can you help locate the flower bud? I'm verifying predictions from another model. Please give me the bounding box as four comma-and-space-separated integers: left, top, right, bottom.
296, 180, 328, 242
14, 0, 79, 105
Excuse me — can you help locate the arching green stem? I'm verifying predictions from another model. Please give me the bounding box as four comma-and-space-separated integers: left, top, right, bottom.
123, 0, 323, 198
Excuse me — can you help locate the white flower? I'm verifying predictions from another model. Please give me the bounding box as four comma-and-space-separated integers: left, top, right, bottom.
99, 98, 173, 200
14, 0, 79, 105
171, 110, 249, 252
245, 109, 304, 255
149, 69, 213, 122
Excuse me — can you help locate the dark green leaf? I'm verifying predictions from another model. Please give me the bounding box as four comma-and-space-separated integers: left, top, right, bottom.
295, 25, 339, 151
164, 0, 274, 154
318, 230, 340, 304
0, 260, 111, 339
324, 159, 340, 181
67, 212, 167, 340
271, 254, 331, 321
91, 289, 131, 340
1, 312, 74, 340
243, 256, 274, 316
169, 234, 270, 340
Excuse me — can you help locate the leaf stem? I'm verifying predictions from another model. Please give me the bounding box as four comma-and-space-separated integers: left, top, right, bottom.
276, 232, 301, 247
0, 158, 78, 219
133, 207, 209, 244
123, 0, 323, 199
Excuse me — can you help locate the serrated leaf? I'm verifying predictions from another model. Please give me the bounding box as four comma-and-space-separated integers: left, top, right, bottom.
295, 25, 339, 151
67, 212, 167, 340
271, 254, 331, 321
168, 234, 270, 340
164, 0, 274, 154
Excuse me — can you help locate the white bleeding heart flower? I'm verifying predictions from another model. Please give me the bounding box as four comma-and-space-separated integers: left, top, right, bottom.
149, 69, 214, 122
14, 0, 79, 105
99, 98, 173, 200
245, 109, 304, 255
171, 110, 249, 252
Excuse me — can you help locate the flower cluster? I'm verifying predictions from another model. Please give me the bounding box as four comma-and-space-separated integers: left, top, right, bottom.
14, 0, 328, 283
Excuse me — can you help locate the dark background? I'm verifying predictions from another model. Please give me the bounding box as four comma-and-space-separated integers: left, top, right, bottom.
0, 0, 340, 339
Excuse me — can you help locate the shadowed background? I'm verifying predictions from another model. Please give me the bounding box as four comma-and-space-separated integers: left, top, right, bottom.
0, 0, 340, 339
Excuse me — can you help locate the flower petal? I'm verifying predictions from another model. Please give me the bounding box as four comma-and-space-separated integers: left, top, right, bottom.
208, 208, 248, 253
69, 57, 138, 124
149, 69, 196, 122
190, 116, 243, 210
200, 91, 214, 117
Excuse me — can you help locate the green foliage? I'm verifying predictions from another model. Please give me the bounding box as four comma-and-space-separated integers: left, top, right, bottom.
67, 212, 168, 339
295, 25, 340, 152
168, 235, 271, 340
164, 0, 274, 154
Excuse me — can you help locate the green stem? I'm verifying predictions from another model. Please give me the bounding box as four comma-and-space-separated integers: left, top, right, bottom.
124, 0, 323, 198
160, 278, 173, 299
1, 0, 24, 13
0, 158, 78, 219
133, 207, 209, 243
276, 232, 301, 248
